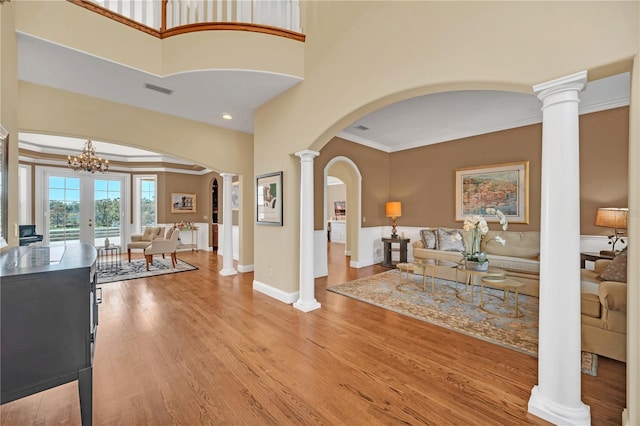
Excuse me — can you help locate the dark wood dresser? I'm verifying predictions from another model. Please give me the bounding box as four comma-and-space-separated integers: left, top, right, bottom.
1, 244, 99, 426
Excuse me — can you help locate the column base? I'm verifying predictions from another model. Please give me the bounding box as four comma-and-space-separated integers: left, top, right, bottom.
528, 385, 590, 425
293, 299, 321, 312
219, 268, 237, 276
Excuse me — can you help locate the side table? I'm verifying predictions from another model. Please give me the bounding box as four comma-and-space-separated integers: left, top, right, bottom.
97, 245, 122, 272
580, 251, 614, 268
381, 237, 410, 268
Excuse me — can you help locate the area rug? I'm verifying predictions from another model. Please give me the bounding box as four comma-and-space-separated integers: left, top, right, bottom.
328, 269, 597, 375
97, 258, 197, 284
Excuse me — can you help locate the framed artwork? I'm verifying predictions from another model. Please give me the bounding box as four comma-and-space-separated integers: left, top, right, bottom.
231, 181, 240, 211
455, 161, 529, 224
171, 192, 197, 213
334, 201, 346, 217
256, 171, 283, 225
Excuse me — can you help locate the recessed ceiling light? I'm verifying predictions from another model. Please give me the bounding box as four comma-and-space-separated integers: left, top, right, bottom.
222, 114, 233, 120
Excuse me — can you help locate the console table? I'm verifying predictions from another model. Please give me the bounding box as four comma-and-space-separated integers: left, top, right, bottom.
1, 244, 99, 426
381, 237, 410, 268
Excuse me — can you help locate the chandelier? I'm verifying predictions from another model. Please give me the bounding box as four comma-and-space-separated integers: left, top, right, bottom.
67, 140, 109, 173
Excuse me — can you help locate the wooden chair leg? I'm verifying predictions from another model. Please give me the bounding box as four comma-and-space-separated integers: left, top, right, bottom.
145, 254, 152, 271
171, 252, 176, 268
128, 248, 131, 262
162, 253, 166, 259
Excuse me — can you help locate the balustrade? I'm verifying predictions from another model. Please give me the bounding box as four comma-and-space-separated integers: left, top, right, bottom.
80, 0, 301, 36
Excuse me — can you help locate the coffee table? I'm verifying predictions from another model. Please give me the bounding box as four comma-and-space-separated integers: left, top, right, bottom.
480, 276, 525, 317
455, 265, 506, 302
415, 258, 459, 292
396, 262, 417, 286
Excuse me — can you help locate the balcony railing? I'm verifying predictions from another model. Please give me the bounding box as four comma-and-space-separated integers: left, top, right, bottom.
70, 0, 304, 41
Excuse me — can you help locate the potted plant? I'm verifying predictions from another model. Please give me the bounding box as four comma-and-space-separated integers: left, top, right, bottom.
460, 207, 508, 271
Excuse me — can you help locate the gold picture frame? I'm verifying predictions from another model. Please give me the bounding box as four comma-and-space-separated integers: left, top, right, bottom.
171, 192, 197, 213
455, 161, 529, 224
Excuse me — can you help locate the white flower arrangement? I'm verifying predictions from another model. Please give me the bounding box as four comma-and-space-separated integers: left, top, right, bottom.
461, 207, 508, 264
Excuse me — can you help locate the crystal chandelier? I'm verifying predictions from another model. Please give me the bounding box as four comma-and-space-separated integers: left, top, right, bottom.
67, 140, 109, 173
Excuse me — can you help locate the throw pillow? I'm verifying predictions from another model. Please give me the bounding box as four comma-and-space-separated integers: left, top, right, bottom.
436, 228, 465, 252
142, 226, 155, 241
420, 229, 437, 249
165, 227, 175, 239
599, 249, 627, 282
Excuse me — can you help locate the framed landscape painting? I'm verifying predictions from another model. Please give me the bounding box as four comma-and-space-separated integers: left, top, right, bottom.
171, 192, 197, 213
256, 171, 283, 225
455, 161, 529, 224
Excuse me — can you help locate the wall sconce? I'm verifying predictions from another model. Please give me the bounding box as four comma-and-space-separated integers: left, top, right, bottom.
385, 201, 402, 239
595, 207, 628, 255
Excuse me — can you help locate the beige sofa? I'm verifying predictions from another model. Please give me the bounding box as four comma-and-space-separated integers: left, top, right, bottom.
580, 259, 627, 362
412, 227, 541, 297
127, 226, 165, 261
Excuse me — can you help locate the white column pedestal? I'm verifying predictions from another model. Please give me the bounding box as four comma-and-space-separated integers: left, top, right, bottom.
293, 150, 321, 312
219, 173, 237, 276
528, 71, 590, 425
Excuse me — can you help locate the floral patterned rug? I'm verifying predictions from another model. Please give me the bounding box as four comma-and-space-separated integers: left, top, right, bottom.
328, 269, 598, 374
97, 258, 197, 284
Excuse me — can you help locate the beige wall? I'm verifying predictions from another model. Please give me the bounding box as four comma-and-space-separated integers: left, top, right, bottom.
315, 107, 629, 236
0, 2, 19, 247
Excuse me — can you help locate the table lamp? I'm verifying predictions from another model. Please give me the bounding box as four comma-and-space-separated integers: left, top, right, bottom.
595, 207, 628, 255
385, 201, 402, 238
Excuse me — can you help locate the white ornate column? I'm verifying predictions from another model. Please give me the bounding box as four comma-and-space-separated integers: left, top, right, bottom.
293, 150, 321, 312
219, 173, 237, 276
528, 71, 590, 425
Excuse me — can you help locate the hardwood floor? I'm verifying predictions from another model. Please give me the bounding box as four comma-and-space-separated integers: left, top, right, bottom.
1, 243, 626, 425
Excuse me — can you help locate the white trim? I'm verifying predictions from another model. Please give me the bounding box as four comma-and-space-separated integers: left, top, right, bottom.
19, 155, 212, 175
238, 264, 254, 273
253, 279, 299, 304
336, 131, 392, 153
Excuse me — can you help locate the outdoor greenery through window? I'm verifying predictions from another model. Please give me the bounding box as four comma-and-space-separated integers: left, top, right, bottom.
136, 176, 157, 232
94, 179, 122, 241
48, 176, 81, 242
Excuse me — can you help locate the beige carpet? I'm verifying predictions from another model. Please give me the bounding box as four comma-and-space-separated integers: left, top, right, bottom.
328, 269, 598, 375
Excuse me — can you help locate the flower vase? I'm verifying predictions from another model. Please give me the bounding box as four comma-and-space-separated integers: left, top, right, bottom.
465, 259, 488, 271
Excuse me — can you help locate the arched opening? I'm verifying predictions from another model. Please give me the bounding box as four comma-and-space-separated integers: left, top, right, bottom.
211, 178, 218, 251
323, 156, 362, 278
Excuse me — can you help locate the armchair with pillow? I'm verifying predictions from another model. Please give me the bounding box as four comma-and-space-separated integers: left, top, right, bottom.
127, 226, 165, 262
580, 249, 627, 362
144, 227, 181, 271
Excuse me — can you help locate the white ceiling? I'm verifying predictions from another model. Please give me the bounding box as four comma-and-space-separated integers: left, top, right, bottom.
16, 30, 631, 159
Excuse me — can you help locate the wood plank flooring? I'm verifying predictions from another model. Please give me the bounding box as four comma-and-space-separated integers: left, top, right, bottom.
1, 243, 626, 425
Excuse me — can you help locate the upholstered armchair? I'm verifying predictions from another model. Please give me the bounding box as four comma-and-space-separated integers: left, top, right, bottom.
127, 226, 165, 262
143, 227, 181, 271
581, 256, 627, 362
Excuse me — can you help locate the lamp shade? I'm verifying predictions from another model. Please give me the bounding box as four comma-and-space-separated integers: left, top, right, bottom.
595, 207, 628, 229
385, 201, 402, 218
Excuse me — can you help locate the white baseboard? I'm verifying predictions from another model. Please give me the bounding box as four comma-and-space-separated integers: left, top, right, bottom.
238, 264, 254, 273
253, 279, 299, 304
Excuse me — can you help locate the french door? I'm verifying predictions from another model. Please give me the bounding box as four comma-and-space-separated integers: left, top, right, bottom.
37, 167, 129, 246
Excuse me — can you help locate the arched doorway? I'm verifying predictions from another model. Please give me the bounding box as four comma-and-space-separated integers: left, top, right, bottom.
323, 156, 362, 276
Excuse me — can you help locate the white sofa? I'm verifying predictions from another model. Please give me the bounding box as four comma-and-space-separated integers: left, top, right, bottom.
412, 227, 541, 297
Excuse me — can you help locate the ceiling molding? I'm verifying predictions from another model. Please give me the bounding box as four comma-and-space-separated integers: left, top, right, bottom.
336, 132, 391, 153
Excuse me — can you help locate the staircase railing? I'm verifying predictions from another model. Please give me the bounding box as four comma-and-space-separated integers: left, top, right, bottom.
69, 0, 304, 41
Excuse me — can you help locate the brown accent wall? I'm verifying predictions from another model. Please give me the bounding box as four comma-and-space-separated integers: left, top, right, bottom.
579, 107, 629, 235
316, 107, 629, 236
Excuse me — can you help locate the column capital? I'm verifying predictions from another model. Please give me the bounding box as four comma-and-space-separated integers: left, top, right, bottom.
220, 172, 236, 179
533, 70, 587, 102
295, 150, 320, 162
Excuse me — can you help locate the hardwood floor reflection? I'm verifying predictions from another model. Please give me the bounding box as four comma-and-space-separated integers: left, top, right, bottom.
0, 246, 626, 425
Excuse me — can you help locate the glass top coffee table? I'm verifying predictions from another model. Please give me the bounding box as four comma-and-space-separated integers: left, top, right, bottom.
415, 258, 459, 293
455, 265, 506, 302
480, 276, 525, 318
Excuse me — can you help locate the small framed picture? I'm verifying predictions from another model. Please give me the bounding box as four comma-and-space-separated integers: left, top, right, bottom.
171, 192, 197, 213
256, 172, 283, 225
